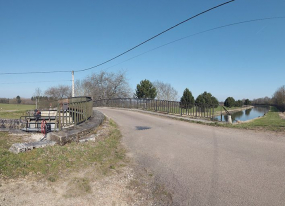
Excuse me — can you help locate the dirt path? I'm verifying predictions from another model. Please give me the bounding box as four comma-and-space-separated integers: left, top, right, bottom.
0, 165, 171, 206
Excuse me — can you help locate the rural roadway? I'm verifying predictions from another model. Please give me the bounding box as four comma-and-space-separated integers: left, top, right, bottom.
96, 108, 285, 206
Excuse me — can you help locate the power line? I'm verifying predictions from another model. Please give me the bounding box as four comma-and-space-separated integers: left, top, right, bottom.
0, 80, 71, 84
0, 0, 235, 75
76, 0, 235, 72
101, 16, 285, 71
0, 70, 71, 75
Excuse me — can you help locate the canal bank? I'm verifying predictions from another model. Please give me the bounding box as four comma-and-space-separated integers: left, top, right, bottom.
217, 105, 254, 115
215, 106, 270, 123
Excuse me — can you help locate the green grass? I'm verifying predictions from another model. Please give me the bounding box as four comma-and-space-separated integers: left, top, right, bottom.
0, 103, 35, 119
219, 106, 285, 132
0, 119, 126, 181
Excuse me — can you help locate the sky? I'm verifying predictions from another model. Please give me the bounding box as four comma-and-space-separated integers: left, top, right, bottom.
0, 0, 284, 102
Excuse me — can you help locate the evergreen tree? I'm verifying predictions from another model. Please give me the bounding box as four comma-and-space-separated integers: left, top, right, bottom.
180, 88, 195, 108
224, 97, 235, 107
135, 79, 157, 99
235, 100, 243, 107
195, 91, 219, 108
244, 99, 251, 105
16, 96, 21, 104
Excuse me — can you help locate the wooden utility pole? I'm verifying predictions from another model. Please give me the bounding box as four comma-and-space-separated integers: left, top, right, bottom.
72, 71, 75, 97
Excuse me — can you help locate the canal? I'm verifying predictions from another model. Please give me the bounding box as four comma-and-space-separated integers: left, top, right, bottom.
214, 106, 270, 123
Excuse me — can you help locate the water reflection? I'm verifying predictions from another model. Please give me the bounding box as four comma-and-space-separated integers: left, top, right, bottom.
245, 108, 252, 116
214, 106, 270, 122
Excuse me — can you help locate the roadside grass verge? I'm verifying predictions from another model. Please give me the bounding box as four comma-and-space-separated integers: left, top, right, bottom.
216, 106, 285, 132
0, 103, 35, 119
0, 119, 126, 181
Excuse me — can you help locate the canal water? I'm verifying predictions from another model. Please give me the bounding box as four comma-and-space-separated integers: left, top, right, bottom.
214, 106, 270, 123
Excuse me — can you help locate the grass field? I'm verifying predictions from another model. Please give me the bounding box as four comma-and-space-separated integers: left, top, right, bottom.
219, 106, 285, 132
0, 103, 35, 119
0, 119, 126, 181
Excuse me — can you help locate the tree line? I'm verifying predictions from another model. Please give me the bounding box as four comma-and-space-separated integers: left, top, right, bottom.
251, 85, 285, 112
223, 97, 251, 108
135, 80, 219, 108
29, 71, 253, 109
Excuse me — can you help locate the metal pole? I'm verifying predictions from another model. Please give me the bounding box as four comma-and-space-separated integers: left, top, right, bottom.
72, 71, 75, 97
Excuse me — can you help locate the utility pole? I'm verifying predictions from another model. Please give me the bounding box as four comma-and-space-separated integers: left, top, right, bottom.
72, 71, 75, 97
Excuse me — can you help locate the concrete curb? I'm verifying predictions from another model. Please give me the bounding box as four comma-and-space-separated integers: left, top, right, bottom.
49, 109, 105, 145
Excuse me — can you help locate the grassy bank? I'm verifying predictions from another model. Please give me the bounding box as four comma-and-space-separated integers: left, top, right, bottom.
0, 103, 35, 119
0, 119, 126, 181
220, 106, 285, 132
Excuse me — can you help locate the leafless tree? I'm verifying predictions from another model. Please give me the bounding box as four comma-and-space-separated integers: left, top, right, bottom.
272, 85, 285, 109
74, 80, 85, 97
152, 80, 178, 101
252, 96, 272, 105
34, 87, 42, 98
45, 85, 72, 99
76, 71, 131, 100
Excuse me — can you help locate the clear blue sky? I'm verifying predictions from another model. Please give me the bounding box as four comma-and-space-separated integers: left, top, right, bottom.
0, 0, 284, 101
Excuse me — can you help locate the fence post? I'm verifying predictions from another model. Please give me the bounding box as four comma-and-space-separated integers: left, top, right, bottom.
167, 101, 169, 114
156, 100, 157, 111
58, 104, 62, 130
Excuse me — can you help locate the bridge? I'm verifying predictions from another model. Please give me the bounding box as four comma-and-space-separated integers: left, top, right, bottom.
94, 102, 285, 206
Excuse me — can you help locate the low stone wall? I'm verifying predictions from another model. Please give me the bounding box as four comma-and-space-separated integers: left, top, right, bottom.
8, 110, 105, 153
0, 119, 24, 130
9, 140, 57, 154
49, 110, 105, 145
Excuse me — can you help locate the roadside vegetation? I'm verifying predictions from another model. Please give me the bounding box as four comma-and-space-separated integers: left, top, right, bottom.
0, 103, 35, 119
0, 119, 126, 181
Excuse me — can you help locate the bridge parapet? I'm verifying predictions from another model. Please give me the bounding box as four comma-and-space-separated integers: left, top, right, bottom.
94, 98, 216, 119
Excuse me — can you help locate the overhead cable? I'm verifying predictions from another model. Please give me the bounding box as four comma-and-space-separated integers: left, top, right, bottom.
0, 0, 235, 75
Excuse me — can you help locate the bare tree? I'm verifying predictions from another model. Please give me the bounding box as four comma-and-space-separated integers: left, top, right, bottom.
272, 85, 285, 111
34, 87, 42, 98
252, 96, 272, 105
79, 71, 131, 100
74, 80, 85, 97
152, 80, 178, 101
45, 85, 72, 99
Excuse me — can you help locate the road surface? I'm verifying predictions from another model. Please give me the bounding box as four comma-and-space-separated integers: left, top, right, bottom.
97, 108, 285, 206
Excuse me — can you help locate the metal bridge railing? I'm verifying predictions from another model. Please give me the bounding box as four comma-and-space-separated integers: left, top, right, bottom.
93, 98, 216, 119
21, 96, 94, 132
57, 96, 93, 130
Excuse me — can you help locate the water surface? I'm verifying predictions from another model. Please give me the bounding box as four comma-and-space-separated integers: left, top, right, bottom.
214, 106, 270, 123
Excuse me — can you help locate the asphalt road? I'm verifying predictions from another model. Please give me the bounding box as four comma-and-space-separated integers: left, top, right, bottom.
96, 108, 285, 206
